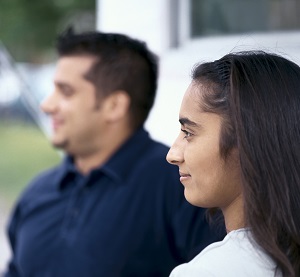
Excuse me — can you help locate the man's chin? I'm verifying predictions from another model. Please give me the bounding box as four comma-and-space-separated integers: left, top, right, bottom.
52, 139, 68, 150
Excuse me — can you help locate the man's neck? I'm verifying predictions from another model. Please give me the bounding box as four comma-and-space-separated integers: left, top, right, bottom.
74, 125, 134, 175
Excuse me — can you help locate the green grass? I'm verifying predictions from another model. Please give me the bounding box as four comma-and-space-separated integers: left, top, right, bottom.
0, 120, 61, 211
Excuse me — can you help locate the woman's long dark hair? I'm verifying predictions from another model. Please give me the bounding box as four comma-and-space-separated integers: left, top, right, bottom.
192, 51, 300, 276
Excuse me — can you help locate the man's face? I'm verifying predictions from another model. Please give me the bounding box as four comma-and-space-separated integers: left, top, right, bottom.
41, 55, 106, 156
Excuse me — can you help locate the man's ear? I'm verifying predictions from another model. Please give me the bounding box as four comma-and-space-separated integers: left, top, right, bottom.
103, 91, 131, 122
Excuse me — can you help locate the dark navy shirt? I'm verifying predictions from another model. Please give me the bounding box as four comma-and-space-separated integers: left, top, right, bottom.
5, 128, 224, 277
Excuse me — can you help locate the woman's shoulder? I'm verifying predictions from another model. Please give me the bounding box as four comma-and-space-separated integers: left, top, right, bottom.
191, 229, 255, 263
170, 229, 278, 277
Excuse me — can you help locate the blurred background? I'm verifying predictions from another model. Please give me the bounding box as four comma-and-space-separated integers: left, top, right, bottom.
1, 0, 300, 272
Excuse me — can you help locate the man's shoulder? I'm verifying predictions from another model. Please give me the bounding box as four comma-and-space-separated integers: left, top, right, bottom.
131, 139, 180, 190
139, 139, 175, 170
142, 136, 170, 159
33, 164, 62, 182
20, 163, 63, 198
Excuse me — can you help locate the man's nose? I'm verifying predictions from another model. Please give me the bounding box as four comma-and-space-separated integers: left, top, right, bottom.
40, 92, 56, 114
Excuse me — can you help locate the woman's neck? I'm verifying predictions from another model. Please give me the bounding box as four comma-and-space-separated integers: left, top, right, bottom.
222, 194, 245, 233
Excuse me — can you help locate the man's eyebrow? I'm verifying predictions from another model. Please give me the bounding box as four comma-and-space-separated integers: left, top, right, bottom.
54, 81, 73, 89
179, 117, 198, 127
54, 80, 68, 87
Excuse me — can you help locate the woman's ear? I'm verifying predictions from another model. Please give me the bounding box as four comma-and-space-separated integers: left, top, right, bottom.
103, 90, 131, 122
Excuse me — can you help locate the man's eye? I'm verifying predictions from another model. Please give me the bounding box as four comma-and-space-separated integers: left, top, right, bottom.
56, 84, 74, 96
61, 88, 74, 96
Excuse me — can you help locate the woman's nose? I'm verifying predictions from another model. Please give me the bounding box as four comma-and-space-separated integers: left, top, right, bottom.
166, 138, 183, 165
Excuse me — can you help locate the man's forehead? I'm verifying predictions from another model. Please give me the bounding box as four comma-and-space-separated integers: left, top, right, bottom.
54, 56, 96, 76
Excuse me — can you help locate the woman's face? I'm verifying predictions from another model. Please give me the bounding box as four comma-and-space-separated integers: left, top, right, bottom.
166, 82, 242, 212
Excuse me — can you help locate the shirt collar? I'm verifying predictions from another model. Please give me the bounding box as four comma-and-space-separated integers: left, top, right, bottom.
53, 155, 79, 190
55, 127, 151, 190
101, 127, 151, 182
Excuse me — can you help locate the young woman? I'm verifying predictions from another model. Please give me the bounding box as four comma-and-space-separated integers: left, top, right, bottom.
167, 51, 300, 277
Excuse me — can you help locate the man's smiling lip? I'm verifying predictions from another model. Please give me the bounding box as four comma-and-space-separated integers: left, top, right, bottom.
51, 118, 63, 130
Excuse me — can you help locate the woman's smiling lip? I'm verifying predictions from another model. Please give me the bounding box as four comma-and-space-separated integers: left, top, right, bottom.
179, 171, 191, 183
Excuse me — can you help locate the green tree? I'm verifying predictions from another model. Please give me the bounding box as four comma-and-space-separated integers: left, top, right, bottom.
0, 0, 95, 63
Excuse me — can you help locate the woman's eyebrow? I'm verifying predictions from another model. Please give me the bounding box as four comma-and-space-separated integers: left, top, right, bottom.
179, 117, 199, 127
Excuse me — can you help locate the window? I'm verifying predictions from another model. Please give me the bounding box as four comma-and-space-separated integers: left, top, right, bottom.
191, 0, 300, 37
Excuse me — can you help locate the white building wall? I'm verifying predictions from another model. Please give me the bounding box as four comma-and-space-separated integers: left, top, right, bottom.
97, 0, 171, 56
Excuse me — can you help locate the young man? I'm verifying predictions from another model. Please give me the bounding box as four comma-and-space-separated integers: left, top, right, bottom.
5, 28, 224, 277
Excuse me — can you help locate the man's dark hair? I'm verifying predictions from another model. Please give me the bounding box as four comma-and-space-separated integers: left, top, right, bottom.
56, 27, 159, 130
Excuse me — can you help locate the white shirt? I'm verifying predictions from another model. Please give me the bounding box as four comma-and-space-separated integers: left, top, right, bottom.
170, 229, 279, 277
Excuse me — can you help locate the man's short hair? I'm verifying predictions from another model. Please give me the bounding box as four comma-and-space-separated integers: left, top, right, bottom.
56, 27, 159, 129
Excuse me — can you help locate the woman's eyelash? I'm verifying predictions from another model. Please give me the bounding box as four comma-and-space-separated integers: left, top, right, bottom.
181, 129, 192, 138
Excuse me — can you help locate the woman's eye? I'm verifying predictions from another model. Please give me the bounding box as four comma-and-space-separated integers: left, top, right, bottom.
181, 129, 192, 139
